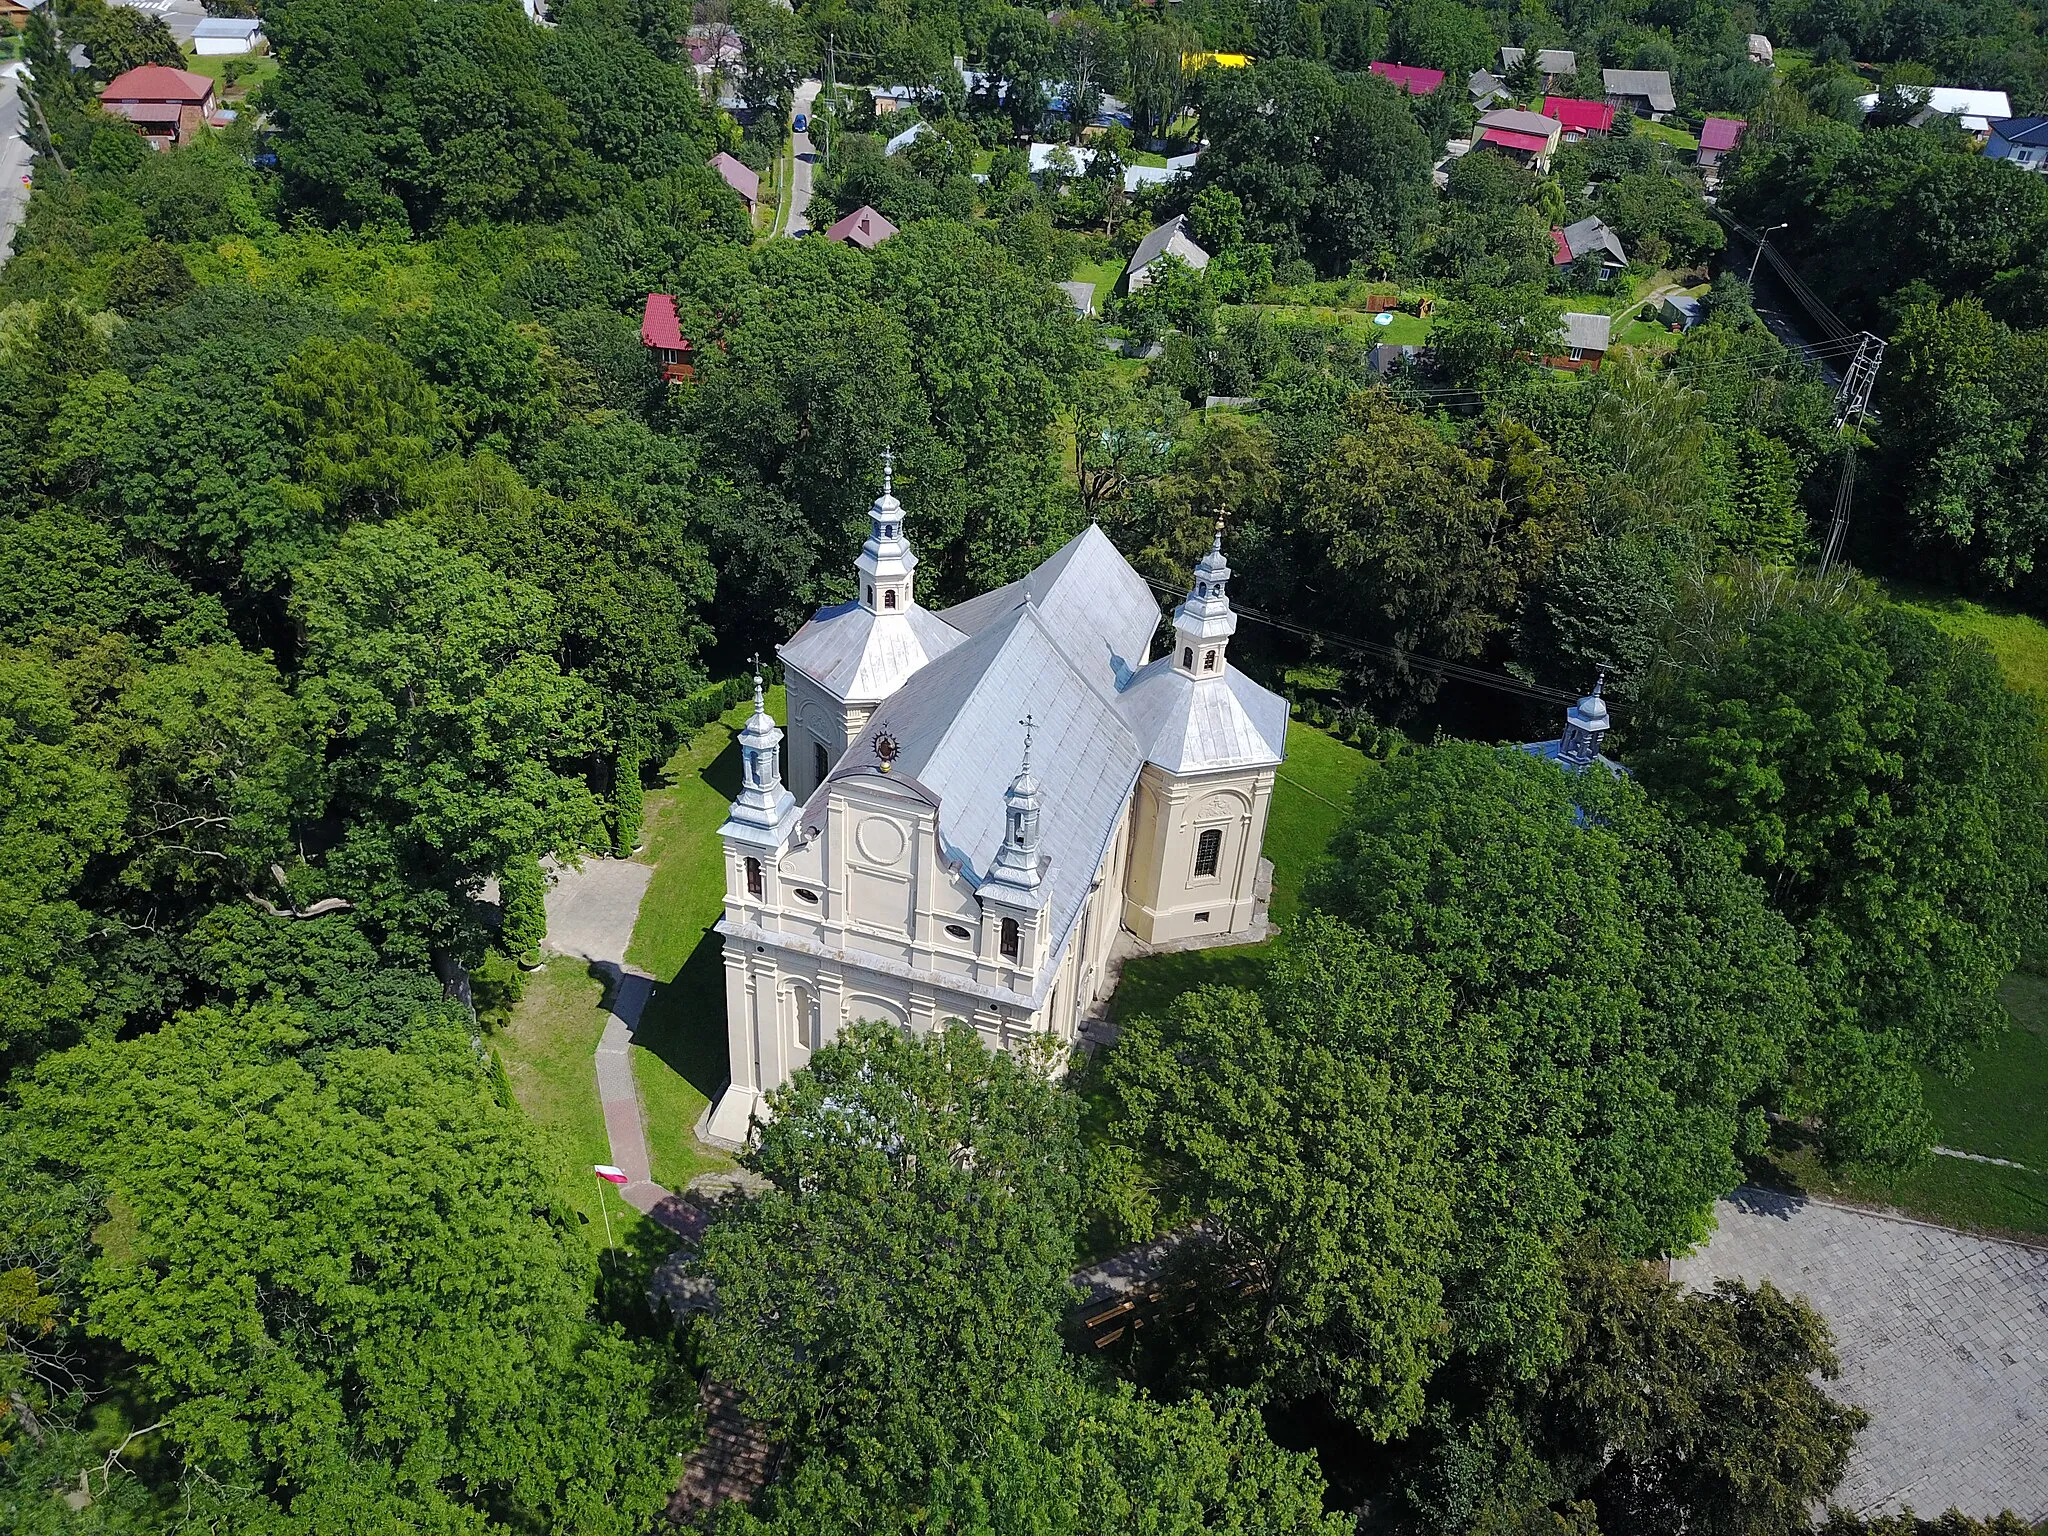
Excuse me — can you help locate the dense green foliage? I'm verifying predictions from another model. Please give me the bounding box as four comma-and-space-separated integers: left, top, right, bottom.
695, 1022, 1349, 1535
1632, 577, 2048, 1165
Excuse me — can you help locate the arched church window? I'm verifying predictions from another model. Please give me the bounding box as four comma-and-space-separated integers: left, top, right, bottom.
884, 588, 898, 609
1194, 828, 1222, 878
1182, 647, 1193, 669
814, 741, 829, 788
866, 585, 874, 605
745, 856, 763, 897
1000, 917, 1021, 961
1203, 649, 1217, 672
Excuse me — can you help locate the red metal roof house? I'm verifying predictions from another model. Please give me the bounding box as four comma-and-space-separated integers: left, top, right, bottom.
1543, 95, 1616, 137
707, 151, 759, 208
99, 65, 217, 149
1697, 117, 1746, 170
1370, 61, 1447, 95
640, 294, 696, 382
824, 205, 899, 249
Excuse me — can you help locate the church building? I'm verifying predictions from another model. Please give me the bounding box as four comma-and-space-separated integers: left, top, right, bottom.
704, 459, 1288, 1146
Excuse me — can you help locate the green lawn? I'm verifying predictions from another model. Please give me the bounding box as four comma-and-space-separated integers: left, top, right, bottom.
1756, 973, 2048, 1239
1110, 720, 1371, 1023
1071, 255, 1124, 311
1633, 117, 1700, 150
495, 964, 657, 1257
621, 692, 774, 1188
1240, 302, 1434, 346
180, 49, 279, 100
1888, 581, 2048, 723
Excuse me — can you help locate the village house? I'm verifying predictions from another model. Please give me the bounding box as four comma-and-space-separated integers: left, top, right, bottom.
1124, 214, 1210, 291
1986, 115, 2048, 168
1500, 46, 1577, 87
825, 205, 899, 249
1475, 106, 1564, 171
1603, 68, 1676, 119
98, 65, 218, 150
1544, 95, 1616, 138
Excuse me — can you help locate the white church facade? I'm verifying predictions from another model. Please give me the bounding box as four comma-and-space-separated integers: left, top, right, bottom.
702, 461, 1289, 1146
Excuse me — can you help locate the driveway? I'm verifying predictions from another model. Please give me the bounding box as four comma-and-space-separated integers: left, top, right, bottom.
0, 69, 32, 264
784, 79, 821, 236
1673, 1189, 2048, 1522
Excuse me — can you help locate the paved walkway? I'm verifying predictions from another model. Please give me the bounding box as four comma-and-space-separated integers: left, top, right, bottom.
543, 858, 703, 1237
1673, 1188, 2048, 1522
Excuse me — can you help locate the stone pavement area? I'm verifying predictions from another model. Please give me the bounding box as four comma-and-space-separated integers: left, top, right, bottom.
1673, 1188, 2048, 1522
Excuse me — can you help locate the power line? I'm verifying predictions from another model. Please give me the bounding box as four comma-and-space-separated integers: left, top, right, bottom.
1139, 578, 1579, 705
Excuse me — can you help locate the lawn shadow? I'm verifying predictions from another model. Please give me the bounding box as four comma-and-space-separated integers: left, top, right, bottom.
700, 730, 743, 800
636, 934, 733, 1105
1111, 945, 1274, 1024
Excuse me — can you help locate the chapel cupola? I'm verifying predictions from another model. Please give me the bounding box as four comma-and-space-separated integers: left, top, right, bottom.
1557, 672, 1611, 771
857, 449, 918, 615
1172, 517, 1239, 680
981, 715, 1047, 906
718, 662, 800, 848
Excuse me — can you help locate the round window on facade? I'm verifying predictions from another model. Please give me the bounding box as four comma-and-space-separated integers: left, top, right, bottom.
793, 887, 821, 904
945, 923, 973, 941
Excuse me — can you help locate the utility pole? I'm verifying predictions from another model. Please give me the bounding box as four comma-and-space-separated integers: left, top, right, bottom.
1817, 331, 1886, 578
825, 31, 835, 170
1746, 221, 1789, 289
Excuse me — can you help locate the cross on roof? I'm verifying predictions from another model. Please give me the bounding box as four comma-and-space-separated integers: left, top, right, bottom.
881, 446, 894, 496
1019, 712, 1036, 772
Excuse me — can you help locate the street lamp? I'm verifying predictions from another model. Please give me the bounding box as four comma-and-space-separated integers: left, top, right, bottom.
1747, 222, 1790, 289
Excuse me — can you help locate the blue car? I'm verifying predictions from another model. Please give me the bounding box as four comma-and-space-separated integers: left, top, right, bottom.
794, 113, 809, 133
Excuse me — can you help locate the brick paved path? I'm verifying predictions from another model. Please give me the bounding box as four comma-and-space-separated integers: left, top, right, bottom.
543, 858, 702, 1237
1673, 1188, 2048, 1522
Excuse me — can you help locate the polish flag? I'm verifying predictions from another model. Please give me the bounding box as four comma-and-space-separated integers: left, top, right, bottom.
594, 1164, 630, 1185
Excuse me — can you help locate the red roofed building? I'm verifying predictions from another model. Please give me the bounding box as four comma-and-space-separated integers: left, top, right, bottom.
1543, 95, 1616, 137
1370, 61, 1446, 95
1697, 116, 1746, 172
824, 205, 899, 249
100, 64, 217, 149
707, 151, 760, 210
640, 294, 696, 382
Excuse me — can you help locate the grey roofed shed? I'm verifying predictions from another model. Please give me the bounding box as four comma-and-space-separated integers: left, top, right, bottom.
1602, 68, 1676, 113
1501, 46, 1577, 76
1558, 311, 1612, 352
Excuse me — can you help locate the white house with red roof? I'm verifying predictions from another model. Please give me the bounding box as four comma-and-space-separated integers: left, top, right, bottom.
99, 65, 217, 149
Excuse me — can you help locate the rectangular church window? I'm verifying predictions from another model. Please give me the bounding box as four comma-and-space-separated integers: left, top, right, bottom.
745, 856, 763, 897
1194, 828, 1222, 878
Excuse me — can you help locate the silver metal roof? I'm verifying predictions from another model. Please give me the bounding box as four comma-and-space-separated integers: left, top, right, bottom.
1559, 311, 1612, 350
821, 602, 1144, 985
1125, 215, 1211, 278
1602, 68, 1676, 111
779, 601, 965, 704
939, 524, 1160, 698
1117, 658, 1287, 773
1502, 46, 1577, 74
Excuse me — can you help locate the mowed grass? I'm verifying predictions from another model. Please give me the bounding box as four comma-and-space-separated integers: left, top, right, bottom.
622, 691, 778, 1188
1758, 972, 2048, 1238
1889, 581, 2048, 726
1111, 719, 1371, 1023
494, 964, 656, 1257
1071, 255, 1124, 312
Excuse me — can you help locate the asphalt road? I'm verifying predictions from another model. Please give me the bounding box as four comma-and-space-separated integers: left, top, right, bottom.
110, 0, 208, 45
0, 69, 32, 266
784, 79, 821, 236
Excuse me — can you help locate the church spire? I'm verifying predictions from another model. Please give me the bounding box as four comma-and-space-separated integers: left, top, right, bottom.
1172, 514, 1239, 679
982, 714, 1045, 901
720, 657, 798, 846
1557, 671, 1611, 770
857, 448, 918, 615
